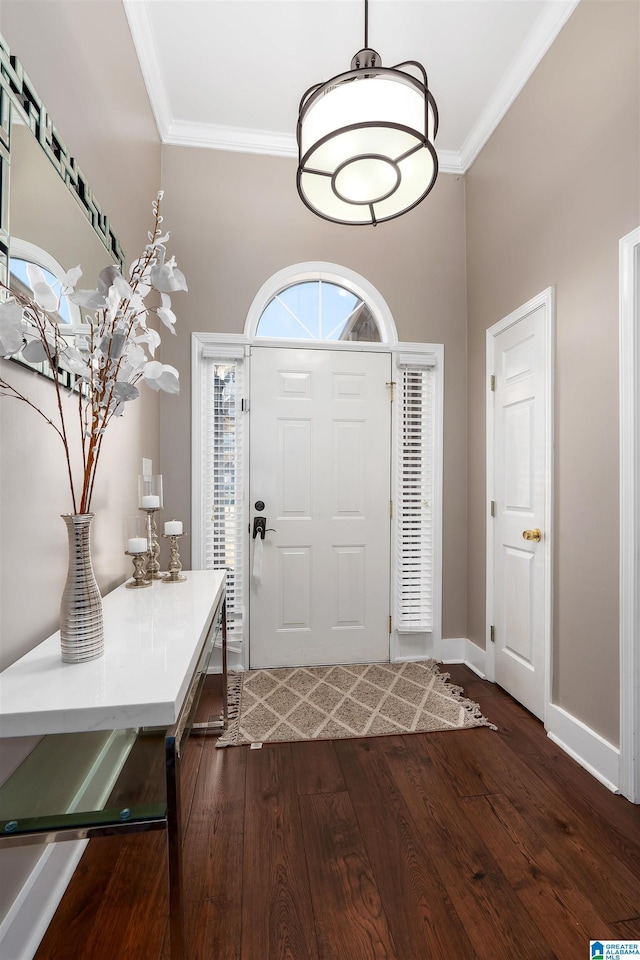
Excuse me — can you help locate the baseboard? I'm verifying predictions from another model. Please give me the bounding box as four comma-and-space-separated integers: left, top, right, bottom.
0, 729, 137, 960
212, 638, 487, 675
0, 840, 87, 960
207, 639, 244, 673
436, 647, 619, 793
546, 702, 620, 794
207, 640, 619, 794
438, 638, 487, 678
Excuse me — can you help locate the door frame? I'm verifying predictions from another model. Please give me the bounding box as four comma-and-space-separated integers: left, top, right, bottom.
191, 333, 444, 672
485, 287, 555, 725
619, 226, 640, 803
192, 261, 444, 671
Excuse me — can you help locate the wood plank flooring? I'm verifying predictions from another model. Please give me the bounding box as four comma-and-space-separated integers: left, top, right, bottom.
34, 665, 640, 960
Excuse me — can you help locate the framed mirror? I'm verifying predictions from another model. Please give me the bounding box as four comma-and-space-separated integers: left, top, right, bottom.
0, 33, 125, 383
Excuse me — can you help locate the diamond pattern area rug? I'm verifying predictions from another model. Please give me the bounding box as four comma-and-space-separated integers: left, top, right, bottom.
216, 660, 495, 747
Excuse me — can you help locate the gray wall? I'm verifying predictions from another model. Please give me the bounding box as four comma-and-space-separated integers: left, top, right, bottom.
0, 0, 638, 940
0, 0, 163, 668
465, 0, 640, 744
0, 0, 162, 928
159, 148, 469, 640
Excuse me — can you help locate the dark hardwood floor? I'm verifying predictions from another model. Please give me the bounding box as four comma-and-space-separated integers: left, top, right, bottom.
34, 665, 640, 960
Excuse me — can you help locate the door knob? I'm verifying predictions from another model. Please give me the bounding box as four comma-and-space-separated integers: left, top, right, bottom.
522, 528, 542, 542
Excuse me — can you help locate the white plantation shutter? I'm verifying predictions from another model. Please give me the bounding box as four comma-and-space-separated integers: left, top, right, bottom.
201, 353, 245, 640
396, 355, 436, 632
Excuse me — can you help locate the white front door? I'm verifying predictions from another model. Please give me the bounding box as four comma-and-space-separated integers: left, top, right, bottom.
487, 290, 553, 720
249, 347, 391, 668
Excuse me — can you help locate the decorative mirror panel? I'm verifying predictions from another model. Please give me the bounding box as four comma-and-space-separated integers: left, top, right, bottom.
0, 33, 125, 384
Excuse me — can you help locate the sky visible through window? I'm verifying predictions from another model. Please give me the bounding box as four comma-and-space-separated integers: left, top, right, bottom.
10, 258, 73, 325
257, 280, 380, 342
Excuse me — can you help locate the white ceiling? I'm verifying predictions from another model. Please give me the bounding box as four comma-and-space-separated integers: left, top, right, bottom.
124, 0, 579, 174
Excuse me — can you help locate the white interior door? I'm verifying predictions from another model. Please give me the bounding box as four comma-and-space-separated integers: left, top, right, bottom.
488, 291, 553, 720
249, 347, 391, 668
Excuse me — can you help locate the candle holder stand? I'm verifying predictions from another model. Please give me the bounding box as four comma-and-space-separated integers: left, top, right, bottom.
125, 551, 151, 589
141, 508, 163, 580
161, 532, 187, 583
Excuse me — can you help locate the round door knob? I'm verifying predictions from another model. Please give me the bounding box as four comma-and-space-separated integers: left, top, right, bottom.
522, 528, 542, 542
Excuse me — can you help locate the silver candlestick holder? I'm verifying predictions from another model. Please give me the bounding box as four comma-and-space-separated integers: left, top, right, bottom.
141, 508, 163, 580
125, 550, 151, 589
161, 532, 187, 583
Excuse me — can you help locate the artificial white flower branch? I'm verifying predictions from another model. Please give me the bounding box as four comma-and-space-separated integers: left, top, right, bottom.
0, 192, 187, 514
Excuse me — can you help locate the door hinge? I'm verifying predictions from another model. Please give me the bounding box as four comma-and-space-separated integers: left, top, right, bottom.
490, 500, 496, 518
390, 500, 393, 518
386, 381, 395, 402
490, 374, 496, 392
241, 398, 250, 413
490, 624, 495, 643
389, 615, 392, 634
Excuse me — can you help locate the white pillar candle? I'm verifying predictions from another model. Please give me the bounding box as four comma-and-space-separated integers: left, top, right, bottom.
127, 537, 148, 553
141, 495, 160, 509
164, 520, 183, 536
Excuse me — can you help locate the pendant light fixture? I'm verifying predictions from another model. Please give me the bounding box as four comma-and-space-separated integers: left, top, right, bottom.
296, 0, 439, 227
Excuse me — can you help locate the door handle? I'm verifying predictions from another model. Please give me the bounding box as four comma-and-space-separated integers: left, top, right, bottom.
522, 528, 542, 542
252, 517, 277, 539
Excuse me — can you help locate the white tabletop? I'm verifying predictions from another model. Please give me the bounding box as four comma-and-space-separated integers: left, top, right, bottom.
0, 570, 225, 738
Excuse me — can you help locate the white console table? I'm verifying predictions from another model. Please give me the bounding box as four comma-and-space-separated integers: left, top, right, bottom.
0, 569, 227, 960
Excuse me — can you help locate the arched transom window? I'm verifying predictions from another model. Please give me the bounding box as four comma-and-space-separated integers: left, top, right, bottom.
256, 280, 381, 343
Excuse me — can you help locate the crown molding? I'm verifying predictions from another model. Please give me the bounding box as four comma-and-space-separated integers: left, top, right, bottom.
164, 120, 298, 157
163, 120, 466, 174
122, 0, 172, 141
459, 0, 580, 171
125, 0, 580, 174
437, 150, 464, 176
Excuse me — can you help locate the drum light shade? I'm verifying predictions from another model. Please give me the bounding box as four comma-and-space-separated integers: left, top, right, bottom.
296, 21, 439, 226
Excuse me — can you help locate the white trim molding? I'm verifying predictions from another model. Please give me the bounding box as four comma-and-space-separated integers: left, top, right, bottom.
0, 841, 87, 960
436, 642, 620, 792
164, 120, 297, 158
192, 299, 443, 674
546, 703, 620, 795
124, 0, 578, 175
439, 638, 487, 679
460, 0, 579, 171
11, 239, 71, 285
244, 262, 399, 345
0, 729, 135, 960
437, 151, 465, 176
163, 123, 466, 174
619, 226, 640, 803
122, 0, 173, 142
